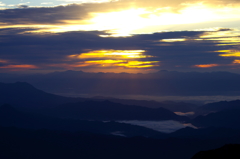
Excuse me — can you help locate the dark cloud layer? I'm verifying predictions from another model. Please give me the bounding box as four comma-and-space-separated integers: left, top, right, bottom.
0, 4, 90, 24
0, 27, 239, 72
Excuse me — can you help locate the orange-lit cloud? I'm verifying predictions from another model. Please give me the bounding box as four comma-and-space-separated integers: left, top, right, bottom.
233, 60, 240, 64
0, 59, 38, 71
0, 64, 38, 69
193, 64, 220, 68
0, 59, 8, 63
193, 60, 240, 68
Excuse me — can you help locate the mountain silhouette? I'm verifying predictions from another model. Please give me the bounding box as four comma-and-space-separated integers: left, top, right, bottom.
0, 82, 84, 109
3, 70, 240, 96
192, 109, 240, 129
0, 104, 166, 137
91, 96, 198, 112
1, 91, 240, 159
0, 82, 190, 121
1, 125, 240, 159
198, 100, 240, 112
191, 144, 240, 159
169, 126, 240, 139
40, 100, 189, 121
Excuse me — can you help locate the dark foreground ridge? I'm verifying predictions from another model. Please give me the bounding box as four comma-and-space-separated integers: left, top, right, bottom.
191, 144, 240, 159
0, 104, 166, 138
2, 104, 240, 159
1, 125, 240, 159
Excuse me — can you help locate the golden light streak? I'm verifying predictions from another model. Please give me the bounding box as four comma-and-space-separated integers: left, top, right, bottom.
218, 50, 240, 57
50, 60, 159, 69
220, 53, 240, 57
115, 61, 159, 68
161, 38, 186, 42
200, 29, 240, 46
216, 50, 230, 53
85, 60, 125, 66
0, 24, 55, 30
69, 50, 151, 59
193, 64, 220, 68
82, 60, 159, 68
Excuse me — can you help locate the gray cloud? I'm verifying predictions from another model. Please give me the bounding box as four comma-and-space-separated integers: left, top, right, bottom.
0, 4, 90, 24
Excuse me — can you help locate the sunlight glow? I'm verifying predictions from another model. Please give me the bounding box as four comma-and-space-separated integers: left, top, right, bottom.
90, 8, 149, 36
2, 3, 240, 37
58, 0, 118, 2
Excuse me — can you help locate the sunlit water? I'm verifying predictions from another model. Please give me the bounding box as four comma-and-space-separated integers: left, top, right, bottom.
117, 120, 197, 133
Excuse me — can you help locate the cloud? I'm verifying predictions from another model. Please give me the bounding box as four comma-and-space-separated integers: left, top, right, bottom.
0, 1, 239, 24
0, 64, 37, 69
1, 27, 240, 73
0, 4, 91, 25
0, 1, 240, 37
233, 60, 240, 64
193, 64, 220, 68
17, 5, 29, 9
0, 1, 239, 75
0, 2, 6, 6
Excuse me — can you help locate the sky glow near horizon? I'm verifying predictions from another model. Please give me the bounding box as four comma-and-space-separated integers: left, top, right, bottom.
0, 0, 240, 73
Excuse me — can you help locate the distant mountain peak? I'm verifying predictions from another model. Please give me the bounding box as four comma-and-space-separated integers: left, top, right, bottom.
0, 82, 84, 109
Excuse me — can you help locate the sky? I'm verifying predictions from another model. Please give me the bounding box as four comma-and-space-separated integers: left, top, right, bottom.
0, 0, 240, 74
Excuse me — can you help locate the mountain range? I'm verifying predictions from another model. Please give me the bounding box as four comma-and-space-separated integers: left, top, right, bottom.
0, 82, 188, 121
1, 81, 240, 158
2, 70, 240, 96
